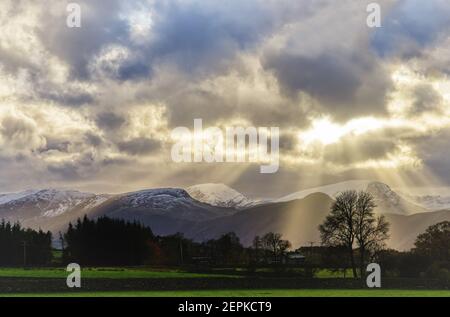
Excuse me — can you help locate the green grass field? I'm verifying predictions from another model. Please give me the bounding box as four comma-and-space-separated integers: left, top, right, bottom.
1, 267, 448, 297
0, 267, 352, 279
2, 289, 450, 297
0, 267, 238, 279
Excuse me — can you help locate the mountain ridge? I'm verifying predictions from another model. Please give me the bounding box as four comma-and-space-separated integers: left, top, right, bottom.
1, 181, 448, 251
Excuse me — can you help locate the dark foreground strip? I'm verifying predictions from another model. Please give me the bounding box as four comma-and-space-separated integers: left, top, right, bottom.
0, 297, 447, 315
0, 277, 448, 293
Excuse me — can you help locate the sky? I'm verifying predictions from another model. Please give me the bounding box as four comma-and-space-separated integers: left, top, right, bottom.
0, 0, 450, 198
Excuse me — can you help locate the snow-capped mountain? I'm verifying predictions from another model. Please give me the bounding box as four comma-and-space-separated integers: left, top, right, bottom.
187, 183, 255, 209
0, 189, 41, 205
0, 187, 238, 235
0, 189, 109, 221
82, 188, 239, 236
92, 188, 237, 221
276, 180, 426, 215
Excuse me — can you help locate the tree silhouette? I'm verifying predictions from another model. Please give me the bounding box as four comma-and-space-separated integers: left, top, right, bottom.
64, 216, 155, 266
319, 190, 389, 279
414, 221, 450, 262
319, 190, 359, 277
0, 220, 52, 266
355, 191, 389, 278
261, 232, 291, 263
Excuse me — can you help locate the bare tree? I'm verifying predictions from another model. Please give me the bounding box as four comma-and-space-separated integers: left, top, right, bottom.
319, 190, 390, 279
355, 191, 390, 278
319, 190, 359, 278
261, 232, 291, 262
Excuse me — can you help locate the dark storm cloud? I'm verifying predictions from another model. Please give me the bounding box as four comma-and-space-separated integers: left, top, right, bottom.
408, 84, 443, 116
265, 53, 357, 103
84, 132, 103, 147
164, 87, 236, 127
33, 0, 286, 82
117, 137, 161, 156
263, 50, 391, 121
39, 91, 94, 107
116, 59, 152, 81
134, 0, 320, 81
146, 0, 283, 75
47, 162, 80, 180
415, 129, 450, 185
33, 0, 320, 83
95, 112, 126, 130
371, 0, 450, 58
260, 1, 396, 121
323, 133, 398, 165
38, 0, 130, 80
39, 140, 70, 153
46, 151, 98, 180
279, 133, 298, 153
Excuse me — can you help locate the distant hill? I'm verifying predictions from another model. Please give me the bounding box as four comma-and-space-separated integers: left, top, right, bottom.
384, 209, 450, 250
277, 180, 426, 215
185, 193, 334, 247
184, 192, 450, 251
1, 182, 449, 251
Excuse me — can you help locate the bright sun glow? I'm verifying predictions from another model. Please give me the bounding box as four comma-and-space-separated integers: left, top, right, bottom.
300, 118, 344, 145
299, 116, 385, 146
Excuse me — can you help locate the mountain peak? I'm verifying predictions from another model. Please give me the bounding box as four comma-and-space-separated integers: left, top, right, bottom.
187, 183, 253, 209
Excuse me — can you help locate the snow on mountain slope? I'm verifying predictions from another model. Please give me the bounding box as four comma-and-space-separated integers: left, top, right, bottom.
0, 190, 40, 205
276, 180, 426, 215
187, 183, 254, 209
276, 180, 372, 202
82, 188, 239, 236
0, 189, 108, 219
366, 182, 426, 215
92, 188, 238, 221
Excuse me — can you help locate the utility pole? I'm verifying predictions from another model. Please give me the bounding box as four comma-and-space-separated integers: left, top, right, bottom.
59, 231, 65, 253
22, 241, 27, 268
308, 241, 314, 257
179, 238, 184, 266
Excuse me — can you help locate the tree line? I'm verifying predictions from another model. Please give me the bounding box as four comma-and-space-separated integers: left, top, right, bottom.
63, 216, 155, 266
0, 220, 52, 266
61, 217, 293, 267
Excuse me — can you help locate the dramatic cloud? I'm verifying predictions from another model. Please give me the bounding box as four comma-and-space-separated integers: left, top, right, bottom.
0, 0, 449, 196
